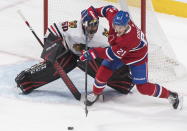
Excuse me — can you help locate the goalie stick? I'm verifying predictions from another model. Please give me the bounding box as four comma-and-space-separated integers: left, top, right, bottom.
17, 10, 81, 100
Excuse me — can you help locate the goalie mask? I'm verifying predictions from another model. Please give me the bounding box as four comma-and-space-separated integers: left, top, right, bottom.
81, 8, 99, 35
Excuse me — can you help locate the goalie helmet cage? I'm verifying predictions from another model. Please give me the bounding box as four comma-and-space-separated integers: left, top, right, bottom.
43, 0, 186, 84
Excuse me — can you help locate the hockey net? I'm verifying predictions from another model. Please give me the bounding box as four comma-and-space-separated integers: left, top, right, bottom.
44, 0, 186, 84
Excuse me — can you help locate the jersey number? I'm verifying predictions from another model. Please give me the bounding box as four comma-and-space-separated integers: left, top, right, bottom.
116, 48, 126, 57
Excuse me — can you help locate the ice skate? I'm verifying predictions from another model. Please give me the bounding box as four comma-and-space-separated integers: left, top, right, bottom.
85, 93, 103, 106
168, 92, 183, 110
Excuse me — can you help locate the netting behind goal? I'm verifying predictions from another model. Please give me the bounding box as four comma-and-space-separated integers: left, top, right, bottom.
44, 0, 187, 84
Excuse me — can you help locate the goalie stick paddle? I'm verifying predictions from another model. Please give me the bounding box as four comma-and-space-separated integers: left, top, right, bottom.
17, 10, 81, 100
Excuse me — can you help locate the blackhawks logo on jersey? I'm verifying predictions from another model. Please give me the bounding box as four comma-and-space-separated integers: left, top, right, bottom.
68, 20, 77, 28
102, 28, 109, 37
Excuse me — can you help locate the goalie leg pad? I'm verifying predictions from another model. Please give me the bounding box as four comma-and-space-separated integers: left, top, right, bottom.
15, 61, 59, 94
15, 52, 77, 94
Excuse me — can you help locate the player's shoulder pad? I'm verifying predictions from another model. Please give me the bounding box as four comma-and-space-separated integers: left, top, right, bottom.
61, 20, 78, 32
68, 20, 78, 28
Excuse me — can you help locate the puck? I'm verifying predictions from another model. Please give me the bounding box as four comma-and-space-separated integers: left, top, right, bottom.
67, 127, 74, 130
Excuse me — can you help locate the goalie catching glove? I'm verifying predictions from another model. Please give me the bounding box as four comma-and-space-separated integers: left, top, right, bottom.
80, 49, 97, 61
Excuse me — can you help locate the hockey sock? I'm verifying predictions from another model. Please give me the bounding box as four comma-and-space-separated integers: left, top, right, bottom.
136, 83, 170, 98
93, 65, 113, 94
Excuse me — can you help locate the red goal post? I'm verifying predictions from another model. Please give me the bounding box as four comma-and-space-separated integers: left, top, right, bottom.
43, 0, 48, 35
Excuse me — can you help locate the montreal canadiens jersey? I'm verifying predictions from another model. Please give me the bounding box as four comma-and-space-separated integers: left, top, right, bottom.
45, 20, 109, 55
94, 5, 148, 65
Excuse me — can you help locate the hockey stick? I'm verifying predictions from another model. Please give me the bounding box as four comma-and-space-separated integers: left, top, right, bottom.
17, 10, 81, 100
84, 31, 89, 117
17, 10, 44, 48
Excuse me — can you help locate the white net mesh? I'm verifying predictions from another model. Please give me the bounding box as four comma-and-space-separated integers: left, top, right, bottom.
46, 0, 187, 84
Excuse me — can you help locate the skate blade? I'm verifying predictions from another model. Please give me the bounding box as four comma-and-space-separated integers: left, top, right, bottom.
177, 95, 183, 110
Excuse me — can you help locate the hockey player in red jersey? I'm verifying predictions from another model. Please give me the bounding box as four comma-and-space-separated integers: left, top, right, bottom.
80, 5, 182, 109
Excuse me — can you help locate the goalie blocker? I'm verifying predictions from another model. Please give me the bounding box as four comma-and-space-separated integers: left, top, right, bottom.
15, 32, 134, 95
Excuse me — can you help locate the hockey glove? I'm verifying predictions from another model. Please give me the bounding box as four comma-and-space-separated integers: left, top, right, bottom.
80, 49, 97, 61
